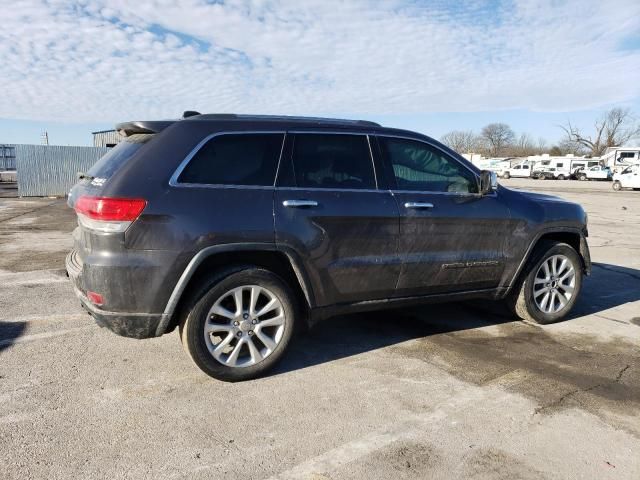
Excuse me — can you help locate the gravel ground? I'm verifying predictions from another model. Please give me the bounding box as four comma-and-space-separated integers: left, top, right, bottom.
0, 179, 638, 480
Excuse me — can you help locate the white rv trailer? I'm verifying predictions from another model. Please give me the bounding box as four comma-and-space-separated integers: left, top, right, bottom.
530, 154, 604, 180
531, 157, 574, 179
599, 147, 640, 173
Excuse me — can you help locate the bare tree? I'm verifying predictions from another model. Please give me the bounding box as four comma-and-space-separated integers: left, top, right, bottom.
480, 123, 515, 156
537, 137, 547, 153
503, 133, 547, 157
560, 108, 640, 157
548, 139, 586, 156
559, 138, 587, 156
548, 146, 563, 156
515, 133, 537, 156
440, 130, 480, 153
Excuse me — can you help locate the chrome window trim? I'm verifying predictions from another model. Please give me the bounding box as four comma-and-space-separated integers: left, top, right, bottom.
172, 183, 276, 190
390, 189, 495, 198
287, 130, 379, 190
168, 131, 287, 188
375, 133, 482, 195
287, 130, 378, 135
275, 186, 387, 194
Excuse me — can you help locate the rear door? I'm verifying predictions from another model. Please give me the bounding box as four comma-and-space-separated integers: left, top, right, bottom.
375, 135, 512, 297
274, 132, 400, 306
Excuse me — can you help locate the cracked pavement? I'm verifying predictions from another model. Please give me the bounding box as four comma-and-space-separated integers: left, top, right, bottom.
0, 179, 639, 479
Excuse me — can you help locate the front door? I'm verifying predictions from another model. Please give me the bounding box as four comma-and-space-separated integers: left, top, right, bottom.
625, 166, 640, 187
274, 132, 400, 306
375, 136, 512, 297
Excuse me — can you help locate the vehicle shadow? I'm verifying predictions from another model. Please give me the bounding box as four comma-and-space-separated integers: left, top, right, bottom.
273, 262, 640, 375
0, 321, 27, 353
570, 263, 640, 318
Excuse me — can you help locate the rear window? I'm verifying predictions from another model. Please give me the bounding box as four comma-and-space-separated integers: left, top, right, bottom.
177, 133, 284, 186
87, 134, 154, 179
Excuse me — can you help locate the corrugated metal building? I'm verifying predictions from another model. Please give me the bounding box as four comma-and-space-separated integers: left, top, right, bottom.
16, 144, 109, 196
92, 129, 121, 147
0, 144, 16, 170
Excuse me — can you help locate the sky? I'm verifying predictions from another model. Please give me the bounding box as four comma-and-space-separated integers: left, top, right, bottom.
0, 0, 639, 147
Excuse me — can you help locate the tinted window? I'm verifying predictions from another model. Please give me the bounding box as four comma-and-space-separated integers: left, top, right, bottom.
379, 137, 478, 194
88, 133, 154, 179
178, 133, 284, 186
291, 134, 375, 189
523, 165, 529, 169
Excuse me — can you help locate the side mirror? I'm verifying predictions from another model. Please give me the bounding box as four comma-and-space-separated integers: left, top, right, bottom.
480, 170, 498, 195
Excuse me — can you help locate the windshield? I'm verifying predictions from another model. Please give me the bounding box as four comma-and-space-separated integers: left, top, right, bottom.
87, 133, 155, 179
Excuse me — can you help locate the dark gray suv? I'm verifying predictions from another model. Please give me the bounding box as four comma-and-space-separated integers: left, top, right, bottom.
66, 113, 591, 381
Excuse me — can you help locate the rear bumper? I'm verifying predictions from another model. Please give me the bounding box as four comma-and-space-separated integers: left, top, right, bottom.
66, 251, 167, 339
580, 234, 592, 276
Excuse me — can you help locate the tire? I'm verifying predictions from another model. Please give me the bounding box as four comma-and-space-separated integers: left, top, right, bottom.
612, 181, 622, 191
557, 174, 565, 180
502, 172, 510, 179
505, 241, 583, 324
179, 267, 298, 381
579, 174, 587, 181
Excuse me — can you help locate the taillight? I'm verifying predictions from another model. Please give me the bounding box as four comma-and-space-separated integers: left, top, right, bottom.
74, 196, 146, 233
75, 196, 146, 221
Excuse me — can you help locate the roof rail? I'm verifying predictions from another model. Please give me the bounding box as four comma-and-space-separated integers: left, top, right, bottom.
115, 113, 382, 136
192, 113, 381, 127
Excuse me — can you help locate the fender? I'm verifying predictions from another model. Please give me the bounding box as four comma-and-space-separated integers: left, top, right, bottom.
155, 242, 315, 336
503, 227, 591, 296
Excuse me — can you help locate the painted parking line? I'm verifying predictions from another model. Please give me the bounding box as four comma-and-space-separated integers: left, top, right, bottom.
267, 386, 490, 480
0, 313, 89, 324
0, 269, 69, 286
0, 325, 95, 347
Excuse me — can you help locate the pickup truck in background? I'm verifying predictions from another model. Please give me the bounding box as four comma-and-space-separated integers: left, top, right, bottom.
612, 165, 640, 191
575, 165, 612, 181
533, 167, 569, 180
500, 163, 532, 179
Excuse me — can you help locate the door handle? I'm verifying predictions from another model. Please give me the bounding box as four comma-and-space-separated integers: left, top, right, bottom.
404, 202, 434, 209
282, 199, 319, 208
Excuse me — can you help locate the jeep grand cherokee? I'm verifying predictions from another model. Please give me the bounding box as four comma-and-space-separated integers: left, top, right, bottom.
67, 113, 591, 381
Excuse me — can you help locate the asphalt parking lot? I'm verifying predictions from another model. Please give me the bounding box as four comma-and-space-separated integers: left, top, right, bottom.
0, 179, 638, 480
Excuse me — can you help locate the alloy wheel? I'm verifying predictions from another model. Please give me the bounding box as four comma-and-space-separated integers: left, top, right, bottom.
204, 285, 285, 367
532, 254, 576, 314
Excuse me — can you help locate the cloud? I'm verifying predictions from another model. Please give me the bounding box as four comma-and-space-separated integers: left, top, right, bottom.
0, 0, 639, 122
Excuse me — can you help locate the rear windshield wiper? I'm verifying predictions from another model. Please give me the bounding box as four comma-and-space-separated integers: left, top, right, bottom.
77, 171, 95, 181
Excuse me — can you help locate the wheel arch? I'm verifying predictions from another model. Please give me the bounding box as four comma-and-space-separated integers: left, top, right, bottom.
505, 229, 590, 295
157, 243, 314, 336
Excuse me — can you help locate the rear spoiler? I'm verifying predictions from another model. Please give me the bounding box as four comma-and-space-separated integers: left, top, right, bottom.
114, 120, 176, 137
115, 111, 201, 137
